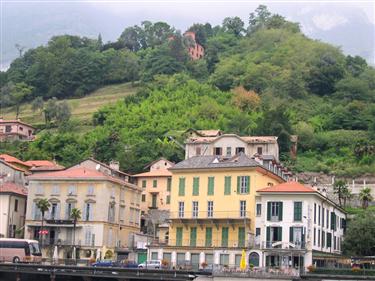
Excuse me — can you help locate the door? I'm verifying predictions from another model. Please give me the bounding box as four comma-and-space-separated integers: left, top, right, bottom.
137, 252, 147, 264
294, 227, 302, 247
151, 194, 157, 208
191, 254, 199, 270
50, 230, 55, 245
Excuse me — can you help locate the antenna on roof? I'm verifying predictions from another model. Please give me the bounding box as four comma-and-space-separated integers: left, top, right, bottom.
95, 164, 101, 171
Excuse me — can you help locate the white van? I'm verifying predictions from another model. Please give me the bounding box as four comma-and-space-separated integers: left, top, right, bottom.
138, 260, 162, 269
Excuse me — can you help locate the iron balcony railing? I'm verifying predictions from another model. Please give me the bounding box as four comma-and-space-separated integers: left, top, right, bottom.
262, 241, 306, 250
169, 211, 251, 221
159, 239, 253, 248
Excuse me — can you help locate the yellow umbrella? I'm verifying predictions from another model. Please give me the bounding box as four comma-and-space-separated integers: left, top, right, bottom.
240, 249, 246, 270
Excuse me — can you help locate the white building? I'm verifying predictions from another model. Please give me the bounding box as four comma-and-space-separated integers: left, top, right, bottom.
253, 181, 346, 270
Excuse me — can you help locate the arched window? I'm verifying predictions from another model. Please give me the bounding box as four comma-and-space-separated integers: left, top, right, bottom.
249, 252, 260, 267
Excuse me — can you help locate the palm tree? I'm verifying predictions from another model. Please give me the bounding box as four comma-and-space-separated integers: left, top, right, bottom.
36, 198, 50, 249
341, 186, 352, 207
70, 208, 81, 250
333, 180, 347, 206
359, 187, 373, 209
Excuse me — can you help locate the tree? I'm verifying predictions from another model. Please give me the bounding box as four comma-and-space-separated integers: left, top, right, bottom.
118, 26, 144, 51
343, 211, 375, 256
31, 97, 44, 113
222, 17, 245, 37
70, 207, 81, 259
43, 98, 58, 124
232, 86, 260, 111
333, 179, 347, 206
359, 187, 373, 209
55, 101, 71, 124
36, 198, 50, 249
341, 187, 352, 207
10, 82, 33, 118
248, 5, 271, 34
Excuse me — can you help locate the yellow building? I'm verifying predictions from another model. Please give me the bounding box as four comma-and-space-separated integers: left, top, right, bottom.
148, 153, 287, 269
25, 164, 142, 261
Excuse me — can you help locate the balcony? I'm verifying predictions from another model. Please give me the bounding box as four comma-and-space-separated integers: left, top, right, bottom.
169, 211, 251, 225
45, 219, 74, 225
262, 241, 306, 251
38, 238, 74, 247
159, 239, 253, 249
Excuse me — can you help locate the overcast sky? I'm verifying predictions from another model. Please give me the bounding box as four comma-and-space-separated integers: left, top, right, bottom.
1, 0, 375, 69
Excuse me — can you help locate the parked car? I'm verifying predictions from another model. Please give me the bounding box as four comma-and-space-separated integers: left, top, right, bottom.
138, 260, 162, 269
119, 260, 138, 268
92, 260, 115, 267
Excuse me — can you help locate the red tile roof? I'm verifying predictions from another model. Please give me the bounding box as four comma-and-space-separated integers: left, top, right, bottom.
133, 169, 172, 177
0, 182, 27, 196
257, 181, 316, 193
0, 154, 31, 167
27, 166, 129, 186
24, 160, 56, 167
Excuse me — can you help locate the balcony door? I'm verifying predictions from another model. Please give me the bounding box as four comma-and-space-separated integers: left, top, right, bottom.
151, 194, 157, 208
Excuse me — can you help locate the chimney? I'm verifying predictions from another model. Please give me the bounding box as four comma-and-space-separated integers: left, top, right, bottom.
109, 160, 120, 171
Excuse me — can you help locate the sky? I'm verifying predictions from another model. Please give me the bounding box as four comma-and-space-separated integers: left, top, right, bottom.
1, 0, 375, 70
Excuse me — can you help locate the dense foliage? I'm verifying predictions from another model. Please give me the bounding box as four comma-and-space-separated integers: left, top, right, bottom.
1, 5, 374, 175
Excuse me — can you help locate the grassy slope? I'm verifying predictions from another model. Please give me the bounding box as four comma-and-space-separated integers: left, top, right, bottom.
0, 83, 137, 126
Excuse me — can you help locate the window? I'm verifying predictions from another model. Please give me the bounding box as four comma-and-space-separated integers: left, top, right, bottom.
108, 203, 115, 222
235, 147, 245, 154
327, 232, 332, 248
257, 147, 263, 155
190, 227, 197, 246
151, 252, 158, 260
207, 201, 213, 218
238, 227, 245, 247
192, 201, 198, 218
50, 203, 59, 219
176, 227, 183, 246
142, 180, 146, 188
52, 185, 60, 195
313, 228, 316, 246
289, 227, 304, 246
266, 226, 282, 242
235, 255, 242, 267
66, 202, 75, 219
167, 178, 171, 191
141, 194, 146, 202
256, 228, 261, 236
226, 147, 231, 156
192, 177, 199, 196
224, 176, 231, 195
205, 227, 212, 247
322, 231, 325, 248
5, 125, 11, 132
19, 126, 23, 131
318, 205, 321, 225
166, 195, 170, 204
207, 177, 214, 195
256, 204, 261, 216
214, 147, 222, 156
318, 229, 321, 247
237, 176, 250, 194
178, 177, 185, 196
326, 209, 329, 227
14, 199, 18, 212
240, 201, 246, 217
314, 203, 316, 224
294, 202, 302, 221
220, 254, 229, 265
178, 202, 184, 218
267, 202, 283, 221
84, 203, 93, 221
119, 206, 125, 222
87, 185, 94, 195
68, 185, 77, 196
84, 227, 93, 246
36, 185, 44, 195
322, 207, 325, 228
221, 227, 229, 247
196, 147, 201, 156
330, 212, 337, 230
153, 180, 157, 188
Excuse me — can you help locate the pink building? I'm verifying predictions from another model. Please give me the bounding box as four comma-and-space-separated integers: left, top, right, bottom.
184, 31, 204, 60
0, 118, 35, 141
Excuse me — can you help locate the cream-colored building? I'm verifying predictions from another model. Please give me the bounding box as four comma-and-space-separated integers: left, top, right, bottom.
0, 182, 27, 238
185, 133, 279, 161
134, 158, 174, 212
25, 165, 142, 260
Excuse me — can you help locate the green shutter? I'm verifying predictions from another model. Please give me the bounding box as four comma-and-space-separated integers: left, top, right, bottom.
178, 177, 185, 196
266, 227, 270, 242
142, 180, 146, 188
267, 202, 271, 221
277, 227, 282, 241
245, 176, 250, 193
237, 176, 240, 193
193, 177, 199, 196
190, 227, 197, 247
176, 227, 183, 246
238, 227, 245, 247
205, 227, 212, 247
167, 178, 171, 191
327, 232, 332, 247
221, 227, 228, 247
166, 195, 170, 204
224, 176, 231, 195
153, 180, 157, 188
289, 227, 294, 243
278, 202, 283, 221
294, 202, 302, 221
208, 177, 214, 195
330, 212, 335, 230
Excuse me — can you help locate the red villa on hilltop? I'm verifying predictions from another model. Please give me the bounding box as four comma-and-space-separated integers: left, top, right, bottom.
0, 118, 35, 141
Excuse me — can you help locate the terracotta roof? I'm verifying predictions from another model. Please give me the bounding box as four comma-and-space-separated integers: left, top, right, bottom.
257, 181, 316, 193
27, 166, 132, 186
80, 158, 131, 177
0, 154, 31, 167
24, 160, 56, 167
0, 182, 27, 196
196, 130, 222, 137
0, 119, 35, 129
186, 134, 277, 144
0, 159, 29, 173
133, 169, 172, 177
29, 165, 65, 171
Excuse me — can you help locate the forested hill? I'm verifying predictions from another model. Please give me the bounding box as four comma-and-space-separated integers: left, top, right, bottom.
0, 5, 374, 176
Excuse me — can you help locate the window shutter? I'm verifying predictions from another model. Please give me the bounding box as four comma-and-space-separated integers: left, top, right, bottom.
278, 227, 282, 241
237, 176, 240, 193
179, 178, 185, 196
267, 202, 271, 221
193, 177, 199, 196
83, 203, 87, 221
56, 203, 60, 219
266, 227, 270, 242
289, 227, 294, 243
208, 177, 214, 195
330, 212, 334, 230
224, 176, 231, 195
278, 202, 283, 221
245, 176, 250, 193
89, 204, 93, 221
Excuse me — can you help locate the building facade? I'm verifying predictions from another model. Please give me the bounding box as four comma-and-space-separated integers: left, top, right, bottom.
253, 182, 346, 270
185, 134, 280, 161
148, 153, 285, 269
0, 118, 35, 141
25, 166, 142, 260
184, 31, 204, 60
